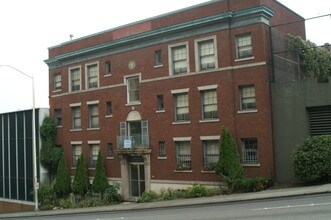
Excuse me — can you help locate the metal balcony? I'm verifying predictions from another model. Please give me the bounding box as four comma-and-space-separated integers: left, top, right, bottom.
117, 135, 150, 149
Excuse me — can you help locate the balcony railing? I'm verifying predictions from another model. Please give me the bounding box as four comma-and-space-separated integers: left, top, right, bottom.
117, 135, 149, 149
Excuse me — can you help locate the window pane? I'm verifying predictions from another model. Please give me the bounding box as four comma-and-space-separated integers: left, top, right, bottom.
70, 68, 80, 91
176, 141, 191, 170
89, 104, 99, 128
155, 50, 162, 66
90, 144, 100, 168
127, 77, 140, 103
202, 90, 218, 119
54, 74, 61, 90
72, 145, 82, 167
240, 86, 256, 110
87, 64, 98, 88
72, 107, 81, 129
172, 45, 187, 74
199, 40, 215, 70
175, 93, 189, 121
159, 141, 166, 157
242, 139, 259, 164
106, 101, 112, 116
237, 34, 252, 58
203, 140, 219, 170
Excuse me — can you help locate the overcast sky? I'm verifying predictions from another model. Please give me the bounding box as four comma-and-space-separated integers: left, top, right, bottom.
0, 0, 330, 114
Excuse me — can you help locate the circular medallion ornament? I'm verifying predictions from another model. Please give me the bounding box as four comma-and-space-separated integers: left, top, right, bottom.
128, 60, 136, 70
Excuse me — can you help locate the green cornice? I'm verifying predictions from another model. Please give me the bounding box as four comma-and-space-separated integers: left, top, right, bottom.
45, 5, 274, 68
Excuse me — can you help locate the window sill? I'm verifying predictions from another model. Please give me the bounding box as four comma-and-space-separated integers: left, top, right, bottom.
88, 168, 96, 170
157, 156, 167, 160
156, 110, 165, 113
53, 89, 62, 93
105, 115, 113, 118
70, 129, 82, 132
201, 170, 216, 174
174, 170, 193, 173
172, 121, 191, 125
237, 109, 258, 114
199, 119, 219, 123
87, 128, 100, 131
106, 157, 114, 160
70, 167, 77, 170
242, 163, 260, 167
56, 125, 63, 128
104, 74, 112, 77
126, 102, 141, 107
154, 64, 163, 68
235, 56, 255, 62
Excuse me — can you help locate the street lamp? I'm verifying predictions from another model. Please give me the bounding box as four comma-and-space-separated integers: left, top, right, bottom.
0, 65, 38, 211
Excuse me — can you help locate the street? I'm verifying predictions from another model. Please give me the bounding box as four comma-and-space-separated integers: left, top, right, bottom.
11, 193, 331, 220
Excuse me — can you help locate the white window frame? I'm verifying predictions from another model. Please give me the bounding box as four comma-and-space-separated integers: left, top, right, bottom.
89, 143, 100, 168
68, 66, 82, 92
168, 42, 190, 75
70, 103, 81, 130
202, 139, 220, 171
198, 85, 219, 121
85, 61, 99, 89
125, 74, 141, 105
53, 73, 62, 92
175, 141, 192, 171
87, 101, 99, 129
71, 142, 82, 168
54, 108, 62, 127
236, 33, 253, 60
154, 50, 163, 67
239, 85, 256, 112
194, 35, 218, 71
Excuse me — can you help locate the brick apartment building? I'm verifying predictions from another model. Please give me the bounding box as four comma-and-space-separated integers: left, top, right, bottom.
45, 0, 305, 199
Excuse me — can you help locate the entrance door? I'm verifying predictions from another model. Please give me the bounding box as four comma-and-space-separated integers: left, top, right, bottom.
130, 163, 145, 197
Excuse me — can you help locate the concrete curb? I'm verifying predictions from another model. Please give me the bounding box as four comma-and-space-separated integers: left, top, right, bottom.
1, 183, 330, 219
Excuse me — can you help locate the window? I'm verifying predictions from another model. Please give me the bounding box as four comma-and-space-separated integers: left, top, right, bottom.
127, 76, 140, 103
174, 93, 189, 122
154, 50, 162, 66
86, 63, 99, 89
69, 67, 81, 91
107, 143, 114, 158
88, 104, 99, 128
170, 44, 188, 75
53, 74, 61, 91
72, 144, 82, 167
240, 85, 256, 111
201, 90, 218, 120
242, 138, 259, 164
203, 140, 219, 171
236, 33, 252, 59
157, 95, 164, 111
159, 141, 166, 157
89, 144, 100, 168
175, 141, 191, 171
106, 101, 112, 116
54, 108, 62, 126
197, 39, 216, 71
105, 61, 111, 75
71, 106, 81, 129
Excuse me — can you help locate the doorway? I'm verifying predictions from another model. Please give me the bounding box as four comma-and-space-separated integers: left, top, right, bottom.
129, 163, 145, 197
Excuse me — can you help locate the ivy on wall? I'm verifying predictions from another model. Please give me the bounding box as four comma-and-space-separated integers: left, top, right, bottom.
286, 34, 331, 82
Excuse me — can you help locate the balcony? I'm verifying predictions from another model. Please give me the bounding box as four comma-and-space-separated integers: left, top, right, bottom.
116, 135, 150, 154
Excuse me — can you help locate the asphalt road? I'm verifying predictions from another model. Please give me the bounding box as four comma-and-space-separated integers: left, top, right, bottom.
13, 193, 331, 220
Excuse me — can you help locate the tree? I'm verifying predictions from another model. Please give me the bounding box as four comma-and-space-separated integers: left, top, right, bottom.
54, 153, 71, 198
292, 135, 331, 183
215, 127, 244, 185
286, 34, 331, 82
72, 153, 89, 198
92, 151, 109, 198
40, 117, 62, 180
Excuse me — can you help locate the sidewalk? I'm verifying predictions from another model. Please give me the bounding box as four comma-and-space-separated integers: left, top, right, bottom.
1, 183, 330, 219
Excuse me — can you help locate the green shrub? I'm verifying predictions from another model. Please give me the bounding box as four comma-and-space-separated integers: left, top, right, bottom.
292, 135, 331, 183
104, 183, 122, 204
205, 187, 223, 196
215, 127, 244, 185
232, 177, 274, 193
58, 198, 72, 209
54, 153, 71, 198
79, 198, 104, 208
186, 184, 207, 198
159, 188, 184, 200
92, 151, 109, 198
72, 153, 90, 197
137, 190, 159, 203
38, 182, 56, 210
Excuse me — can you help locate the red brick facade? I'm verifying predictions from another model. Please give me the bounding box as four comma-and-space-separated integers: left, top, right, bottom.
46, 0, 305, 198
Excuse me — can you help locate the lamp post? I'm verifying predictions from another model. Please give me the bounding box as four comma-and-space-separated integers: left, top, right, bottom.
0, 65, 38, 211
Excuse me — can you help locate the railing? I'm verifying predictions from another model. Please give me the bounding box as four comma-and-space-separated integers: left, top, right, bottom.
117, 135, 149, 149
